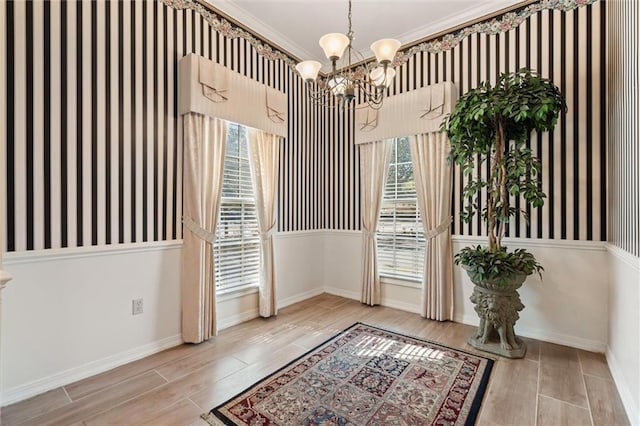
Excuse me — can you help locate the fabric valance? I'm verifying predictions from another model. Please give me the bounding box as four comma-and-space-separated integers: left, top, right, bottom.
354, 81, 458, 145
178, 53, 287, 138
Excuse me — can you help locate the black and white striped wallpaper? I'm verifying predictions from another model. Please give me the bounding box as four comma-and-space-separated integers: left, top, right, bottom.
323, 1, 607, 242
1, 0, 610, 253
608, 0, 639, 257
2, 0, 321, 252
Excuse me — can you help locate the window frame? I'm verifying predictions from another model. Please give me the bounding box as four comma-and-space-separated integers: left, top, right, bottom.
376, 137, 426, 285
213, 122, 261, 294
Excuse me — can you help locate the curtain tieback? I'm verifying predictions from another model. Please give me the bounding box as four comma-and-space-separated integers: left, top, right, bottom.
425, 217, 452, 240
183, 216, 216, 244
259, 224, 276, 241
361, 226, 376, 239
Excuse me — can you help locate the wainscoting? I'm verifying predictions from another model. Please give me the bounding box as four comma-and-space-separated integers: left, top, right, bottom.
1, 242, 183, 405
323, 231, 609, 352
2, 229, 612, 405
606, 245, 640, 425
0, 232, 325, 405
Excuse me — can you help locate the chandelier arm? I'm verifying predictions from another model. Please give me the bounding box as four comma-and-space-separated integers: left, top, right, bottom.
353, 80, 385, 102
296, 0, 400, 111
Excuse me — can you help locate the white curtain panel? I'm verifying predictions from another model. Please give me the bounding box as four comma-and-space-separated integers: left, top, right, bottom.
247, 128, 281, 317
409, 132, 454, 321
359, 140, 393, 306
181, 113, 227, 343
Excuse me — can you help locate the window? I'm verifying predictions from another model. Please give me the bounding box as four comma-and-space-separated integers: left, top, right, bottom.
377, 137, 425, 283
214, 123, 260, 292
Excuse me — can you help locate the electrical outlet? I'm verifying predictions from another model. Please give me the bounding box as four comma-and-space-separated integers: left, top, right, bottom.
132, 298, 143, 315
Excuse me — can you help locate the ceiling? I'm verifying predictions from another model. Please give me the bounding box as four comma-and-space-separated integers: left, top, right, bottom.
206, 0, 524, 68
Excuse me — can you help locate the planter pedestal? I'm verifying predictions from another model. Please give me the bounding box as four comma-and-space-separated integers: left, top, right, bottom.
466, 275, 527, 359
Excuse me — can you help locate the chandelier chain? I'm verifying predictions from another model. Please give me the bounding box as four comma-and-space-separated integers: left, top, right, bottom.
347, 0, 353, 41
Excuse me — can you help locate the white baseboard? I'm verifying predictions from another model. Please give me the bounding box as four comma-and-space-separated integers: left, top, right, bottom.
1, 334, 183, 406
606, 347, 640, 425
324, 286, 360, 301
379, 298, 421, 315
324, 287, 422, 315
218, 309, 260, 331
454, 313, 606, 352
279, 288, 325, 309
217, 288, 327, 331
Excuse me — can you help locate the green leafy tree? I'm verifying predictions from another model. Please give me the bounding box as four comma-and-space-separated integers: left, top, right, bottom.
442, 69, 565, 280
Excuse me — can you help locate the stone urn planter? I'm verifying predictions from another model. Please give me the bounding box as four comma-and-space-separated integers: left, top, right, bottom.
465, 269, 527, 358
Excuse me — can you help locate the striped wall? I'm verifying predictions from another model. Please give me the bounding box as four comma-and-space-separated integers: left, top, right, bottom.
2, 0, 320, 253
607, 0, 639, 257
324, 1, 607, 241
1, 0, 611, 252
322, 96, 359, 230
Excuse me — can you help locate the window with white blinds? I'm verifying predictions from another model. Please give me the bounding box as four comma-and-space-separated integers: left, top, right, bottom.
214, 123, 260, 292
377, 137, 425, 282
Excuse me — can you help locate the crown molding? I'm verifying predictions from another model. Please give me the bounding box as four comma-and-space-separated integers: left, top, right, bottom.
200, 0, 313, 61
394, 0, 526, 48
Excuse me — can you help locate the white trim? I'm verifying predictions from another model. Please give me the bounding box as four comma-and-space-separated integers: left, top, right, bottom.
1, 334, 183, 406
325, 284, 423, 315
199, 0, 315, 62
324, 286, 360, 301
379, 298, 421, 315
606, 346, 640, 425
321, 229, 609, 252
279, 287, 325, 309
454, 313, 606, 352
394, 1, 522, 48
452, 235, 608, 251
217, 308, 260, 331
607, 243, 640, 271
2, 240, 183, 265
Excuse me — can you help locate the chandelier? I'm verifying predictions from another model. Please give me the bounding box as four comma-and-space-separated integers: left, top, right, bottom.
295, 0, 401, 110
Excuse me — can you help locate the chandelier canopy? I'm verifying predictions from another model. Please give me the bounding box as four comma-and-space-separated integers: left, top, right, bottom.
295, 0, 401, 110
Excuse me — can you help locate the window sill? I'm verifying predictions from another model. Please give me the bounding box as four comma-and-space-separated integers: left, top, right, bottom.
380, 275, 422, 289
217, 284, 259, 302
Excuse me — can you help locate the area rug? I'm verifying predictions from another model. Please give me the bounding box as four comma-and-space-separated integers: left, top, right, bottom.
203, 323, 493, 426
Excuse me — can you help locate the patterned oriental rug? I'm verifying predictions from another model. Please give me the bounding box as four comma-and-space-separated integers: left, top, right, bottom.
203, 323, 493, 426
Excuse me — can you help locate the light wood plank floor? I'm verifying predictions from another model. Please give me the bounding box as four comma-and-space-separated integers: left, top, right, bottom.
1, 294, 629, 425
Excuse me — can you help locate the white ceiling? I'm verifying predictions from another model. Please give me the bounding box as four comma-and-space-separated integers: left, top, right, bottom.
206, 0, 524, 67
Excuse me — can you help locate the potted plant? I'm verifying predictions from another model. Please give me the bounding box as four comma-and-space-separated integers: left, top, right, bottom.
442, 69, 565, 358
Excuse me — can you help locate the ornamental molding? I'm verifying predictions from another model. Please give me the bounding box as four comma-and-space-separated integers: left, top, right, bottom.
162, 0, 299, 70
162, 0, 598, 77
392, 0, 598, 67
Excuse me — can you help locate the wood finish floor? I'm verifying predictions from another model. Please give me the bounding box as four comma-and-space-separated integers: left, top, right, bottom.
1, 294, 629, 426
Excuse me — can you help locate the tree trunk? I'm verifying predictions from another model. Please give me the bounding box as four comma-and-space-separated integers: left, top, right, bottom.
489, 119, 505, 252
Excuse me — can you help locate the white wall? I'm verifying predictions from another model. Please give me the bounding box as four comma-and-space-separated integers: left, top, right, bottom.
0, 229, 618, 407
323, 231, 610, 352
606, 245, 640, 425
0, 232, 325, 405
1, 242, 183, 405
